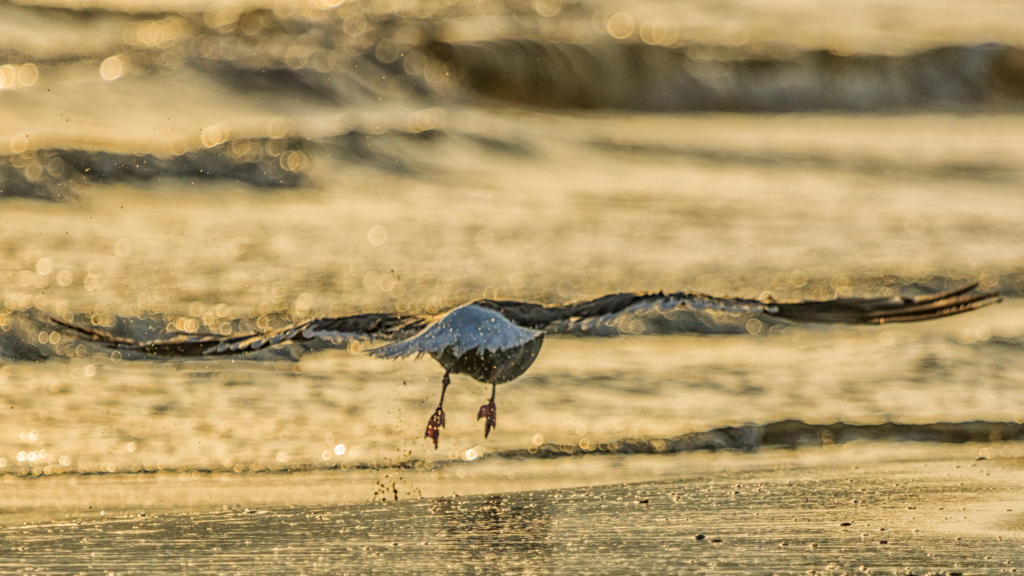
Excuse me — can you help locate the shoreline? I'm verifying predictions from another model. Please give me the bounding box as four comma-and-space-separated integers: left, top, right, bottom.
2, 441, 1022, 521
3, 442, 1024, 573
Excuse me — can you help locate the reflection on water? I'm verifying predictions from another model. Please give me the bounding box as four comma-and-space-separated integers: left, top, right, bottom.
430, 494, 554, 564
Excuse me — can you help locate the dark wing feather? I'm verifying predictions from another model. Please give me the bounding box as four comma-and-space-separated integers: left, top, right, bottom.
474, 293, 649, 329
475, 292, 767, 330
771, 283, 1001, 324
53, 314, 428, 357
476, 283, 1000, 330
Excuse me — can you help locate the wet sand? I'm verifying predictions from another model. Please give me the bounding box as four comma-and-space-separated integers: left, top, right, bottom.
4, 444, 1024, 574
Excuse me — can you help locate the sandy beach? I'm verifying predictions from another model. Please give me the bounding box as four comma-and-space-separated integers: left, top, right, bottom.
3, 444, 1024, 574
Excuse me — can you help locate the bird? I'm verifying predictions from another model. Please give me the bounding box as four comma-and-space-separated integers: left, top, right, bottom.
53, 282, 1000, 448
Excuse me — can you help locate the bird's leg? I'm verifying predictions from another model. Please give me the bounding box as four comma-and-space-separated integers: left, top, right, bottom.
477, 383, 497, 438
425, 371, 450, 449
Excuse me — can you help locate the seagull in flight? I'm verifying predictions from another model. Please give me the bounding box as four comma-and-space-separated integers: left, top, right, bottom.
54, 283, 1000, 447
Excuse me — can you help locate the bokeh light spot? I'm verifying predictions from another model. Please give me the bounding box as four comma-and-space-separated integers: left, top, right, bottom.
746, 318, 762, 334
100, 56, 130, 81
475, 229, 495, 249
0, 65, 17, 89
10, 134, 29, 153
403, 52, 426, 75
310, 0, 345, 9
56, 270, 73, 286
791, 270, 809, 288
200, 124, 228, 148
169, 135, 189, 155
607, 13, 635, 39
367, 225, 387, 246
35, 258, 52, 275
375, 41, 400, 64
17, 63, 38, 87
533, 0, 561, 17
267, 118, 292, 139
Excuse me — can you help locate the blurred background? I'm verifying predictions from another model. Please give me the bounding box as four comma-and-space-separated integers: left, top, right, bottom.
0, 0, 1023, 498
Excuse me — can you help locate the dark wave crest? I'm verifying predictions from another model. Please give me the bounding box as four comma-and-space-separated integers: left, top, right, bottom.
2, 3, 1023, 203
0, 127, 534, 201
5, 2, 1022, 118
427, 40, 1024, 112
2, 419, 1020, 479
0, 138, 309, 201
500, 419, 1024, 459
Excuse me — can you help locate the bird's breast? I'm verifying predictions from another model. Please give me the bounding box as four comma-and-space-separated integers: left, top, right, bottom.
431, 334, 544, 384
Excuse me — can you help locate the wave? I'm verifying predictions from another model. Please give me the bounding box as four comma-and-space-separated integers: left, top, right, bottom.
2, 419, 1020, 478
500, 419, 1024, 458
588, 140, 1022, 183
0, 126, 534, 201
4, 3, 1022, 119
0, 137, 309, 201
427, 40, 1024, 112
3, 4, 1023, 202
0, 314, 52, 361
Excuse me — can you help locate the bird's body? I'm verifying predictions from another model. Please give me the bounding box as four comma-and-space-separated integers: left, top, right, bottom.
54, 282, 1001, 447
368, 304, 545, 384
430, 335, 545, 384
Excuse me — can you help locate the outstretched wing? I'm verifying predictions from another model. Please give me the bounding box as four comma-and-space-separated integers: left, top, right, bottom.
769, 283, 1001, 324
475, 283, 1001, 330
53, 313, 428, 357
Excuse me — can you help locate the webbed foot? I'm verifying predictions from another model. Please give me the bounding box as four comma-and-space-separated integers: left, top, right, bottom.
425, 407, 446, 449
477, 400, 497, 438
